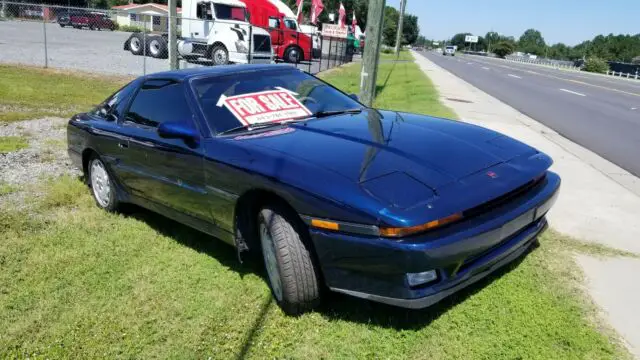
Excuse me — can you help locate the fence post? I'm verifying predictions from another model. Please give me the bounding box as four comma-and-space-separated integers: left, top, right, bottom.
42, 11, 48, 68
318, 36, 323, 72
143, 26, 147, 75
248, 25, 253, 64
308, 34, 312, 73
327, 37, 333, 70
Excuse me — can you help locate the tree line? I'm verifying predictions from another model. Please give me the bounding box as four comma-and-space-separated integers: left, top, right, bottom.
443, 29, 640, 63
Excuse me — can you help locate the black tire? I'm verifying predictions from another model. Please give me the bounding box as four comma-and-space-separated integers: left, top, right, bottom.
284, 46, 302, 63
129, 33, 144, 56
59, 23, 65, 27
258, 206, 320, 315
210, 44, 229, 65
88, 155, 120, 212
147, 36, 168, 59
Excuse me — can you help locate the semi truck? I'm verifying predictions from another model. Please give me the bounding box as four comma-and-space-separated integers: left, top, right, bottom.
123, 0, 273, 65
239, 0, 316, 63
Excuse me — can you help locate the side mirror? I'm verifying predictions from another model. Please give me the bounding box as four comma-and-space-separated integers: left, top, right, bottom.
349, 93, 359, 101
158, 121, 200, 147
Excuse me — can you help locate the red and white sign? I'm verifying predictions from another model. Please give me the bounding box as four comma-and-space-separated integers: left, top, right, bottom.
321, 23, 348, 38
217, 88, 312, 126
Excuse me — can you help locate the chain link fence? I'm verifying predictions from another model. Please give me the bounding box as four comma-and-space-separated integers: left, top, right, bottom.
0, 2, 356, 77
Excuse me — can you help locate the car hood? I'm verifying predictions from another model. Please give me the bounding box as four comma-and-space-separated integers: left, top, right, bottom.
238, 109, 536, 188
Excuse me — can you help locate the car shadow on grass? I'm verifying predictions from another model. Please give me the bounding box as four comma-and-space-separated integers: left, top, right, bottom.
123, 203, 538, 331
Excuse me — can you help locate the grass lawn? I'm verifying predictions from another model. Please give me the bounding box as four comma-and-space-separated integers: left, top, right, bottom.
0, 65, 129, 122
0, 59, 632, 359
320, 53, 457, 119
380, 50, 415, 62
0, 136, 29, 153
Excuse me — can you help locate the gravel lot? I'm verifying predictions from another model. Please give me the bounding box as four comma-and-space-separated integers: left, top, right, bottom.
0, 117, 80, 207
0, 20, 350, 76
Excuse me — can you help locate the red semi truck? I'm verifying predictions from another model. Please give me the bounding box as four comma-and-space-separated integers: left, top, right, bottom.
239, 0, 316, 63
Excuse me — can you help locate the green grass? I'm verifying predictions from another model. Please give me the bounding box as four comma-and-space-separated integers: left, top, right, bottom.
0, 182, 17, 196
320, 52, 458, 119
0, 65, 129, 122
0, 136, 28, 153
380, 49, 414, 61
0, 176, 630, 359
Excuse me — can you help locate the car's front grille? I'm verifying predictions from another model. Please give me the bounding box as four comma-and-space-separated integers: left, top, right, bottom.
253, 34, 271, 53
462, 174, 545, 219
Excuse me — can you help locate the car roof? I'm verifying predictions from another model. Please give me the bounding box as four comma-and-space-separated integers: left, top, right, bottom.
145, 64, 299, 81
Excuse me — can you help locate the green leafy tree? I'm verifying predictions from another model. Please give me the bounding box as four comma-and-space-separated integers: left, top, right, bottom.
382, 6, 398, 46
583, 57, 609, 73
402, 14, 419, 45
518, 28, 546, 55
493, 41, 516, 58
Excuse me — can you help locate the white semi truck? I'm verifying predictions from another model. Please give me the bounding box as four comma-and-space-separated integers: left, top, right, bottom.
123, 0, 273, 65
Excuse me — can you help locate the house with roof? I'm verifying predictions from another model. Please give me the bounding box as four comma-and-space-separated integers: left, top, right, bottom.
112, 3, 181, 32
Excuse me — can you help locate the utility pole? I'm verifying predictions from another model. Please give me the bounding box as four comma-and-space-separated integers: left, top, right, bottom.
168, 0, 178, 70
360, 0, 385, 107
394, 0, 406, 54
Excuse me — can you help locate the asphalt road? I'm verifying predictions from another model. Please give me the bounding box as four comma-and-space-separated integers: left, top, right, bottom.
417, 51, 640, 177
0, 20, 340, 76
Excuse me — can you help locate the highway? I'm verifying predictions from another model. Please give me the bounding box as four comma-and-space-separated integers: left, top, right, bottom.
416, 51, 640, 177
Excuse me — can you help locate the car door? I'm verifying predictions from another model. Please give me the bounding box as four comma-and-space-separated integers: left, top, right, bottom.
121, 78, 210, 221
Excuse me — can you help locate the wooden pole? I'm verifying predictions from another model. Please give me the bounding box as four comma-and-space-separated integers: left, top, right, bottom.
359, 0, 385, 107
394, 0, 406, 55
168, 0, 178, 70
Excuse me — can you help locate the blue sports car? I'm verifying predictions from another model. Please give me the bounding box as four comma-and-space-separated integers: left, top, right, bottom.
67, 64, 560, 315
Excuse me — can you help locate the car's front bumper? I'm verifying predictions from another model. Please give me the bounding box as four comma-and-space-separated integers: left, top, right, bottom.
308, 171, 560, 309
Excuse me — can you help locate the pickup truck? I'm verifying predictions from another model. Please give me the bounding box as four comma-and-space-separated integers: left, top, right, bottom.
69, 12, 116, 31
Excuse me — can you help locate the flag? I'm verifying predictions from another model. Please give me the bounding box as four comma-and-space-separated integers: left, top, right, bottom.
338, 2, 346, 28
310, 0, 324, 25
296, 0, 304, 24
351, 12, 357, 34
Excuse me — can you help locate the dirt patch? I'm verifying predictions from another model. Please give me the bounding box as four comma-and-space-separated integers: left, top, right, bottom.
0, 117, 80, 208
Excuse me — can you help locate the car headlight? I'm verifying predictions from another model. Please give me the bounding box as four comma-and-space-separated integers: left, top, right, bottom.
235, 40, 248, 53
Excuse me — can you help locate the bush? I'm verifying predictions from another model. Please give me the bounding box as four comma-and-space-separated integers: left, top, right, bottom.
116, 24, 145, 33
492, 41, 516, 58
583, 57, 609, 74
381, 47, 393, 54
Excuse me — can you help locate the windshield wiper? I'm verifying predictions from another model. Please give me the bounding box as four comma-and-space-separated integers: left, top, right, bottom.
219, 119, 304, 135
311, 108, 363, 119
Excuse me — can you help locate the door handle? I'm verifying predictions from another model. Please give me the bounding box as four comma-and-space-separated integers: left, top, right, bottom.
118, 142, 129, 149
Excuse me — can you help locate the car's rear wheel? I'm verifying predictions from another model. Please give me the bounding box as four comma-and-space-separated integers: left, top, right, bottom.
129, 34, 144, 56
258, 206, 320, 315
89, 156, 120, 212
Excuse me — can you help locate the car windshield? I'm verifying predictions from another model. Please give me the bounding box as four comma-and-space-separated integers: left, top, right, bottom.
192, 69, 362, 134
213, 4, 246, 21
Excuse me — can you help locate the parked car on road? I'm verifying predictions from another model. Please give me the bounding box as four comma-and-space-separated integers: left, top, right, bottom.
69, 12, 116, 30
67, 64, 560, 315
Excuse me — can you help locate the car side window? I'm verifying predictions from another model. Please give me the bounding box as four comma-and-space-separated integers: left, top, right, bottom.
124, 79, 193, 129
93, 81, 136, 121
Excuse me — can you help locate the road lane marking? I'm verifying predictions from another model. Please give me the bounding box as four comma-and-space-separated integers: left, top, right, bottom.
508, 74, 522, 79
456, 56, 640, 97
560, 88, 586, 97
482, 67, 490, 70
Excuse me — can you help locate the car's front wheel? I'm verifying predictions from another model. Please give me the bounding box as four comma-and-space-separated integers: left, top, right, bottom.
89, 156, 120, 212
258, 206, 320, 315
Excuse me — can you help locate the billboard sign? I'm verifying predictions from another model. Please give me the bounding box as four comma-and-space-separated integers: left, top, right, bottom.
465, 35, 479, 43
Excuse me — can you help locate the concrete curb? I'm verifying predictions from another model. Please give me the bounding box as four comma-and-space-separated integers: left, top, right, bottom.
411, 50, 640, 254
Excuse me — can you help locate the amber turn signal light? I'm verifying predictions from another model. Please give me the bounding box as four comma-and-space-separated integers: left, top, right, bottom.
379, 213, 463, 238
310, 219, 340, 231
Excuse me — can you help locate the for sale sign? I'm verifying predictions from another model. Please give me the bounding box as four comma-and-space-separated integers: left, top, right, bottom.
321, 23, 348, 39
216, 87, 312, 126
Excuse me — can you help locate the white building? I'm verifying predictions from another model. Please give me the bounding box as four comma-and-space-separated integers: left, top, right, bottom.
112, 3, 181, 32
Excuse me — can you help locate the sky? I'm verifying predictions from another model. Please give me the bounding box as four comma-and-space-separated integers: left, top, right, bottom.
385, 0, 639, 46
